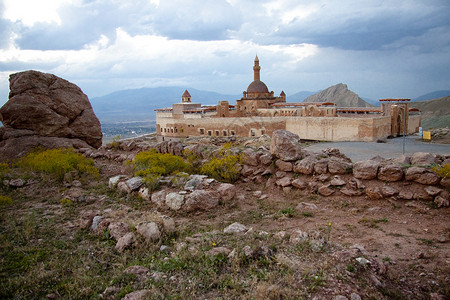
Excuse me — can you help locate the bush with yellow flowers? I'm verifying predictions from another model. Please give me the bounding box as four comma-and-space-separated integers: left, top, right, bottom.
16, 148, 99, 182
200, 143, 242, 183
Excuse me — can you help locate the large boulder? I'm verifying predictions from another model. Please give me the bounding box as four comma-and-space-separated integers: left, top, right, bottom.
353, 160, 380, 180
377, 164, 404, 182
0, 70, 102, 160
270, 130, 302, 161
184, 190, 220, 212
405, 167, 440, 185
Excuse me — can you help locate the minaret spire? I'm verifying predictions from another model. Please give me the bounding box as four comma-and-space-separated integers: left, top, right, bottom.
253, 55, 261, 81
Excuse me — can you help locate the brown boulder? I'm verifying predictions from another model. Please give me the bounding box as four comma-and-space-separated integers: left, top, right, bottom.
377, 164, 404, 182
275, 159, 293, 172
353, 160, 380, 180
293, 156, 317, 175
405, 167, 440, 185
365, 187, 383, 200
270, 130, 302, 161
410, 152, 437, 166
184, 190, 220, 212
0, 70, 102, 160
328, 158, 352, 175
314, 159, 328, 174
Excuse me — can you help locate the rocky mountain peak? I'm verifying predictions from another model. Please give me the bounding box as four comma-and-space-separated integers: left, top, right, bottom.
304, 83, 373, 107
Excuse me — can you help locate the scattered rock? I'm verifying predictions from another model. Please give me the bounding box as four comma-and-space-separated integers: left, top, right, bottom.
275, 159, 293, 172
348, 177, 365, 190
125, 177, 143, 192
242, 149, 260, 166
378, 164, 404, 182
184, 190, 220, 212
108, 175, 127, 188
124, 265, 150, 277
424, 186, 443, 197
151, 190, 166, 207
108, 222, 130, 240
291, 178, 308, 189
91, 216, 103, 231
166, 193, 185, 210
8, 178, 25, 188
328, 158, 352, 175
138, 187, 151, 201
314, 159, 328, 174
353, 160, 379, 180
206, 247, 231, 257
340, 187, 363, 196
330, 175, 346, 186
405, 167, 440, 185
434, 196, 449, 207
293, 156, 316, 175
318, 184, 334, 196
296, 202, 318, 210
365, 187, 384, 200
224, 222, 247, 233
136, 222, 161, 242
161, 216, 176, 235
115, 232, 135, 252
270, 130, 302, 161
121, 289, 152, 300
276, 177, 292, 187
217, 183, 236, 201
259, 153, 273, 165
398, 190, 414, 200
410, 152, 437, 166
289, 230, 308, 244
381, 186, 399, 198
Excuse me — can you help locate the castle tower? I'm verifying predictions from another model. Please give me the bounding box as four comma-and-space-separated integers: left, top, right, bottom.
181, 89, 191, 103
253, 55, 261, 81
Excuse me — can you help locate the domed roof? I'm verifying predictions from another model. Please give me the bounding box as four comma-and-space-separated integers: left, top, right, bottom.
247, 80, 269, 94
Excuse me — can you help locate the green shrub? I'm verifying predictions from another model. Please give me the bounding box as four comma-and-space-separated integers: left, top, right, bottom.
182, 148, 202, 173
143, 174, 161, 191
132, 150, 190, 177
433, 163, 450, 179
16, 148, 99, 181
108, 135, 122, 149
200, 143, 242, 183
0, 195, 13, 206
0, 162, 10, 179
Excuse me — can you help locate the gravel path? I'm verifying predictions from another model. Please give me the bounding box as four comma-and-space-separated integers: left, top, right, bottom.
303, 135, 450, 162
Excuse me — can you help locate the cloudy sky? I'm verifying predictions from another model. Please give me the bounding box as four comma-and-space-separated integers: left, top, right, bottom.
0, 0, 449, 105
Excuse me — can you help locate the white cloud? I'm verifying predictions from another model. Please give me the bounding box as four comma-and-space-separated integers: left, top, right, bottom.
2, 0, 69, 26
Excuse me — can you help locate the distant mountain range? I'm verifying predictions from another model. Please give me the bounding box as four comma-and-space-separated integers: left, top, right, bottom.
91, 87, 239, 122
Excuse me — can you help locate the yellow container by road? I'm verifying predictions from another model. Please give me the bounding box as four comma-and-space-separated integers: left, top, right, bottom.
423, 131, 431, 140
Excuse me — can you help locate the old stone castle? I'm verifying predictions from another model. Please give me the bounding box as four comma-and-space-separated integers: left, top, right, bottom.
156, 56, 421, 142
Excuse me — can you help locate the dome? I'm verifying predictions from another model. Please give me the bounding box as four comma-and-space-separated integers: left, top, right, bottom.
247, 80, 269, 94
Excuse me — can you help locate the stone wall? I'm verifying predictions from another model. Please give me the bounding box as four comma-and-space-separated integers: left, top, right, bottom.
286, 116, 391, 142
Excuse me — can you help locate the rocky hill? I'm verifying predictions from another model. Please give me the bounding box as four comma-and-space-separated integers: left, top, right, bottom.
410, 96, 450, 129
303, 83, 374, 107
1, 131, 449, 299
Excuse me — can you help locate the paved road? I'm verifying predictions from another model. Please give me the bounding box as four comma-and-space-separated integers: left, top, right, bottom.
303, 135, 450, 162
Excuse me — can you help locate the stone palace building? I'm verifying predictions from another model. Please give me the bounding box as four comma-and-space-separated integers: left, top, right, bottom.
156, 56, 421, 142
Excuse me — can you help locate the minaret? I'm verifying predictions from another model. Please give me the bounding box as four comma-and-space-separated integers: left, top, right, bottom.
253, 55, 261, 81
181, 89, 191, 103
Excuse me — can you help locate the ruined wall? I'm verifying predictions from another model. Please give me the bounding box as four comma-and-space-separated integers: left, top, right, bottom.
286, 116, 392, 142
408, 115, 421, 134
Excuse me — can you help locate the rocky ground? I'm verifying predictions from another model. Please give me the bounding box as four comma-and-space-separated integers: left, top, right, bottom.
0, 133, 449, 300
